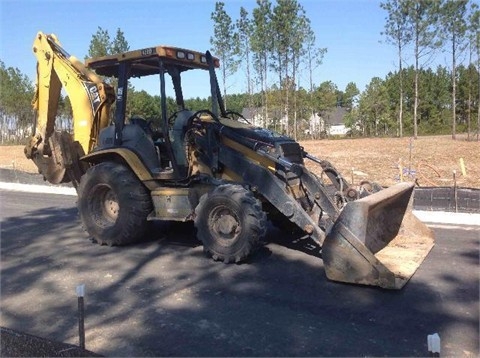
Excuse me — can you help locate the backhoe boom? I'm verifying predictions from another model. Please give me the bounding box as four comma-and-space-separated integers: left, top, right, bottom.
25, 32, 114, 186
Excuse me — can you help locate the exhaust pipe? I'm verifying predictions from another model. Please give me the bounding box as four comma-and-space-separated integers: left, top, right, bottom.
322, 182, 434, 289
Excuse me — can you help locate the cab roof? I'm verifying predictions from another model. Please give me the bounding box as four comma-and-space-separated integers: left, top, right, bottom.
85, 45, 219, 78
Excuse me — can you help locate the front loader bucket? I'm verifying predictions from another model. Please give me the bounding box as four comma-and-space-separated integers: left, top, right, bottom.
322, 182, 434, 289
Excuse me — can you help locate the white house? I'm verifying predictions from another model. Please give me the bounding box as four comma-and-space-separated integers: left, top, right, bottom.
241, 106, 349, 137
241, 107, 264, 127
308, 112, 324, 136
323, 107, 348, 136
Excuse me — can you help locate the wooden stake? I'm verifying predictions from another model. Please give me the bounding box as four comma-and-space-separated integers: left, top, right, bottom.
459, 158, 466, 176
76, 284, 86, 349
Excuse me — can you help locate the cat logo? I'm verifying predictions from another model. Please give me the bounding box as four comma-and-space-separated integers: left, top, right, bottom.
84, 82, 101, 112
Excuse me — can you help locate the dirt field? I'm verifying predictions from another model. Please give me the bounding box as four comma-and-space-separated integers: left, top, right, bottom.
1, 135, 479, 188
302, 135, 480, 189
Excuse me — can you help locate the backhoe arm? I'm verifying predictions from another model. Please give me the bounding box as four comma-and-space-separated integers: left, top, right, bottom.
25, 32, 114, 187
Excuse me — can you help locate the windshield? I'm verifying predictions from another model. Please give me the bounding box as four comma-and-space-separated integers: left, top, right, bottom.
126, 64, 213, 126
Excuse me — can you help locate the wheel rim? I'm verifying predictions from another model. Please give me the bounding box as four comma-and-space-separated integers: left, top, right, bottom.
91, 184, 119, 227
208, 205, 241, 243
103, 188, 119, 220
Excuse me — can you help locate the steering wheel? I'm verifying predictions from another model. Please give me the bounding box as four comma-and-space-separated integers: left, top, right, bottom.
223, 110, 250, 124
187, 109, 219, 124
167, 110, 187, 127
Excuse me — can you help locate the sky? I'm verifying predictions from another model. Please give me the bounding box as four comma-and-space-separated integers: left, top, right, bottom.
0, 0, 437, 99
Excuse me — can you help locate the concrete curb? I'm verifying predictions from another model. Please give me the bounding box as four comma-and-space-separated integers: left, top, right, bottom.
0, 182, 77, 196
413, 210, 480, 227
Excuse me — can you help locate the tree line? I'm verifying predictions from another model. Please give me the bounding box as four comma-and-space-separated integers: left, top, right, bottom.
346, 64, 479, 138
379, 0, 479, 140
210, 0, 479, 140
0, 0, 479, 144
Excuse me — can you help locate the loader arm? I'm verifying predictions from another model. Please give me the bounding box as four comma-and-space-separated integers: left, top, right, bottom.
24, 32, 114, 187
190, 112, 434, 289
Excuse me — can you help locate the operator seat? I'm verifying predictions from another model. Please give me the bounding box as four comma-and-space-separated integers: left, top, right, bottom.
96, 118, 161, 174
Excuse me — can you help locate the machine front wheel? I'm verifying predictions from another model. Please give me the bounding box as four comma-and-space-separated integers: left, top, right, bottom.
194, 184, 267, 263
77, 162, 153, 246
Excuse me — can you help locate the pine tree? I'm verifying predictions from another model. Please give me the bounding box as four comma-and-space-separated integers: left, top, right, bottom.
110, 28, 130, 54
251, 0, 273, 127
405, 0, 441, 139
440, 0, 468, 140
210, 1, 240, 107
87, 27, 111, 58
381, 0, 412, 137
236, 7, 254, 108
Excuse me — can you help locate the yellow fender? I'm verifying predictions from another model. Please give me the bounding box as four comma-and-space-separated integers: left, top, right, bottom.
81, 148, 157, 189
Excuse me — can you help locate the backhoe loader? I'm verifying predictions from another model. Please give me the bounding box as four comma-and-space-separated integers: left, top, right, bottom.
25, 31, 434, 289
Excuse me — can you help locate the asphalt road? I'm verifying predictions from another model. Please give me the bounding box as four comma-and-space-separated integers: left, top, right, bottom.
0, 188, 479, 357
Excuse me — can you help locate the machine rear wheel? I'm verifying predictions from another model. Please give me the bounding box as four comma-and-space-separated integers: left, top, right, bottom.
194, 184, 267, 263
77, 162, 153, 246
